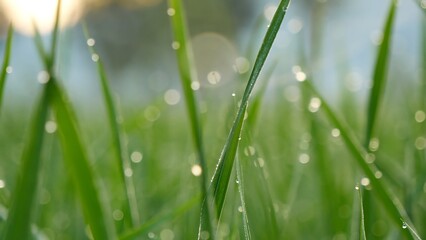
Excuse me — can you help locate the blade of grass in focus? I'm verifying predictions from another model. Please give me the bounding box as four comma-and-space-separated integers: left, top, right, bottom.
0, 24, 13, 112
302, 80, 418, 239
119, 195, 200, 240
235, 156, 252, 240
2, 88, 50, 240
365, 0, 397, 146
83, 24, 140, 229
30, 2, 115, 239
198, 0, 291, 238
167, 0, 211, 232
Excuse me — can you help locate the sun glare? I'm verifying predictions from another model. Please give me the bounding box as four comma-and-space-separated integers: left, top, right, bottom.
1, 0, 83, 35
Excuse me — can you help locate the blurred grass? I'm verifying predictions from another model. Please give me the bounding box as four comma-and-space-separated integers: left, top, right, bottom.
0, 24, 13, 112
0, 0, 425, 239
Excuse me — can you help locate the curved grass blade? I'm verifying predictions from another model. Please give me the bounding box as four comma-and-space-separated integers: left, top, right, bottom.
198, 0, 291, 238
0, 24, 13, 111
83, 24, 140, 229
302, 80, 418, 239
2, 88, 50, 240
365, 0, 397, 145
119, 195, 200, 240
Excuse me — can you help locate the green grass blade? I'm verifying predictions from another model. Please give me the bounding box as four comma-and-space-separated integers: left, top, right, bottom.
119, 195, 200, 240
198, 0, 291, 237
0, 24, 13, 112
302, 80, 418, 239
30, 3, 115, 238
356, 186, 367, 240
83, 24, 140, 229
49, 80, 115, 240
365, 0, 397, 145
235, 157, 252, 240
168, 0, 208, 183
2, 89, 50, 240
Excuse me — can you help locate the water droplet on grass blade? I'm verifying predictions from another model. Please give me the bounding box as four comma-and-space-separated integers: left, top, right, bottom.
298, 153, 310, 164
45, 120, 57, 134
191, 81, 200, 90
86, 38, 95, 46
124, 168, 133, 177
207, 71, 221, 85
361, 177, 370, 187
164, 89, 181, 105
130, 151, 143, 163
244, 146, 256, 156
237, 206, 243, 212
160, 228, 174, 240
191, 164, 202, 176
368, 138, 380, 152
112, 209, 124, 221
37, 71, 50, 84
308, 97, 321, 112
402, 222, 407, 229
5, 66, 12, 74
148, 232, 156, 239
415, 137, 426, 150
0, 179, 5, 188
91, 53, 99, 62
415, 110, 426, 123
167, 8, 175, 16
331, 128, 340, 137
171, 41, 180, 50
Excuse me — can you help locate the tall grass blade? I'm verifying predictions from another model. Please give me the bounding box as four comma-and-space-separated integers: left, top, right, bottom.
83, 24, 140, 228
0, 24, 13, 112
302, 80, 418, 239
30, 2, 115, 239
365, 0, 397, 145
119, 195, 200, 240
49, 80, 115, 240
167, 0, 212, 232
198, 0, 291, 237
2, 88, 49, 240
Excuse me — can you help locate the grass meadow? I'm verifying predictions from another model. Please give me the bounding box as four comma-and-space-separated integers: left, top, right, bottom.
0, 0, 425, 239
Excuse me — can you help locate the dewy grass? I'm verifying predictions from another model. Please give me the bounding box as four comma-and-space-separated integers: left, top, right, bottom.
365, 0, 397, 146
198, 0, 291, 238
356, 185, 367, 240
0, 24, 13, 112
83, 24, 140, 229
302, 80, 418, 239
26, 1, 115, 239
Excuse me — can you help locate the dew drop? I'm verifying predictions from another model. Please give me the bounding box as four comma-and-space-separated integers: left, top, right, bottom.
45, 120, 57, 134
0, 179, 5, 188
5, 66, 12, 74
360, 177, 370, 186
171, 41, 180, 50
200, 231, 210, 240
244, 146, 256, 156
86, 38, 95, 47
355, 185, 359, 190
331, 128, 340, 137
112, 209, 124, 221
308, 97, 321, 112
160, 228, 174, 240
164, 89, 181, 105
414, 110, 425, 123
37, 71, 50, 84
368, 138, 380, 152
288, 18, 303, 34
130, 151, 143, 163
298, 153, 310, 164
167, 8, 175, 16
207, 71, 221, 85
402, 222, 407, 229
91, 53, 99, 62
374, 171, 383, 179
191, 81, 200, 90
415, 137, 426, 150
148, 232, 156, 239
124, 168, 133, 177
191, 164, 202, 177
231, 93, 236, 97
295, 71, 306, 82
237, 206, 243, 212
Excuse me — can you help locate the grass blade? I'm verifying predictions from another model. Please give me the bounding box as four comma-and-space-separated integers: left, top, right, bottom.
30, 2, 116, 239
119, 195, 200, 240
83, 24, 140, 229
2, 88, 50, 240
356, 185, 367, 240
365, 0, 397, 145
302, 80, 418, 239
167, 0, 213, 234
0, 24, 13, 111
198, 0, 291, 237
49, 80, 116, 240
235, 156, 252, 240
